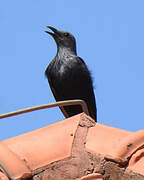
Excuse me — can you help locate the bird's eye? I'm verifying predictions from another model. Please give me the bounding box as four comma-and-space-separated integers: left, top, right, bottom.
64, 32, 69, 37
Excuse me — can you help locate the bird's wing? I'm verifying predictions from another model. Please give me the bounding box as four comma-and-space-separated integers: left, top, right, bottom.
58, 56, 97, 120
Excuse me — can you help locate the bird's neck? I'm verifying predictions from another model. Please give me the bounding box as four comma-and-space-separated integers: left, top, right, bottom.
57, 46, 77, 57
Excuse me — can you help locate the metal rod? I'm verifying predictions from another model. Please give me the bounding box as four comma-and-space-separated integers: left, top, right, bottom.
0, 99, 89, 119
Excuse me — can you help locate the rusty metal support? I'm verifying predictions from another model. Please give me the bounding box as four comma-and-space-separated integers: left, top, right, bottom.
0, 99, 89, 119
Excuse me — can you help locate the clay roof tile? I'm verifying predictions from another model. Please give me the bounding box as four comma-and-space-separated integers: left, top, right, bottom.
0, 113, 144, 179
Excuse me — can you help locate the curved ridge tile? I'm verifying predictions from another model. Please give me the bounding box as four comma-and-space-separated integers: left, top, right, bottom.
110, 130, 144, 163
86, 124, 144, 165
86, 123, 131, 157
0, 142, 32, 180
3, 115, 80, 173
127, 149, 144, 176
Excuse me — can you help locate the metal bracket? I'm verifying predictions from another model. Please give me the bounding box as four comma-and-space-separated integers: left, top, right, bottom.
0, 99, 89, 119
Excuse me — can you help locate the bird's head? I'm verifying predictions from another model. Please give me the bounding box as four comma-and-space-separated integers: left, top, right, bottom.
45, 26, 77, 53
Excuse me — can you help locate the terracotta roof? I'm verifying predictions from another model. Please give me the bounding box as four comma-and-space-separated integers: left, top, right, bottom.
0, 113, 144, 179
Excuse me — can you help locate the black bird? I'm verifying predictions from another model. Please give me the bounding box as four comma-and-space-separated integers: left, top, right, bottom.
45, 26, 97, 121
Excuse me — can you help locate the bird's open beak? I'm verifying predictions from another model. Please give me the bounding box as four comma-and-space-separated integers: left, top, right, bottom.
45, 26, 60, 37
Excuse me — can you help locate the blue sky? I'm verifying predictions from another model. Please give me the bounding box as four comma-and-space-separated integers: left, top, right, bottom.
0, 0, 144, 140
